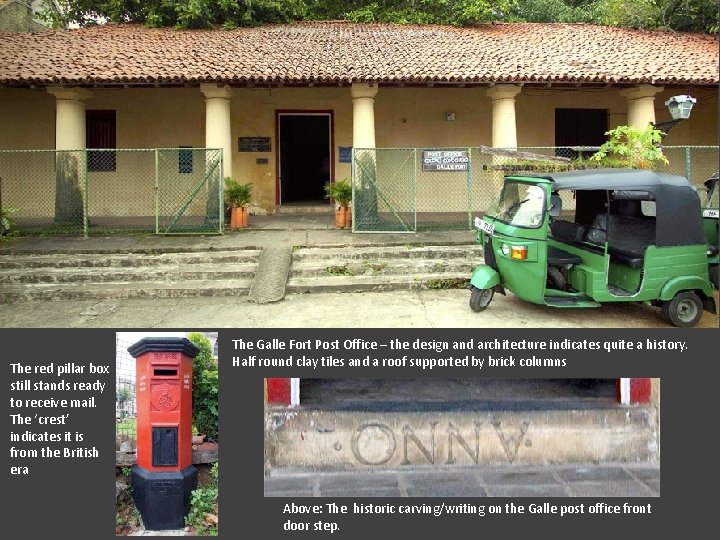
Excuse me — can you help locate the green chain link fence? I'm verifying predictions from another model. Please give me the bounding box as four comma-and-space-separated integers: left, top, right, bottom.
0, 148, 223, 236
352, 146, 719, 232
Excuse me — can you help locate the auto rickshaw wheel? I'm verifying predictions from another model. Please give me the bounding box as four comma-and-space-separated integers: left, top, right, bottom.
469, 286, 494, 312
661, 291, 703, 327
546, 266, 566, 291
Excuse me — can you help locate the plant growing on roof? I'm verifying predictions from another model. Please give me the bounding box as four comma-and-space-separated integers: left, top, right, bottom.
591, 125, 669, 169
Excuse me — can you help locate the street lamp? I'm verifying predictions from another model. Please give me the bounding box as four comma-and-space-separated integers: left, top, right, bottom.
653, 95, 697, 134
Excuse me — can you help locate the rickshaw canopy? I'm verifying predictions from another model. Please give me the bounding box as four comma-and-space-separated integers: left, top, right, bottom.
514, 168, 706, 248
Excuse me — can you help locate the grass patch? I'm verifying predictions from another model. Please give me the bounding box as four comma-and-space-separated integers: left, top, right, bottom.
325, 264, 354, 276
425, 278, 470, 289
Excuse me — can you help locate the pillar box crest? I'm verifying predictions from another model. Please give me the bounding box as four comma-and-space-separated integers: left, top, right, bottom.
127, 337, 200, 531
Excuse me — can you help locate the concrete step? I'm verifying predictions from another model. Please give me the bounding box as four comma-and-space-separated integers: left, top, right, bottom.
292, 244, 480, 262
0, 247, 260, 301
289, 258, 477, 278
265, 408, 658, 471
287, 244, 480, 292
0, 278, 253, 302
0, 249, 260, 269
286, 273, 471, 293
0, 263, 257, 284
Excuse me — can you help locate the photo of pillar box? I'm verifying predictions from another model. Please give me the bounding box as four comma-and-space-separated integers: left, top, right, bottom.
127, 337, 200, 531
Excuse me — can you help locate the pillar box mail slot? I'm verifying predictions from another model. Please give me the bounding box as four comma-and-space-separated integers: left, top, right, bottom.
127, 337, 200, 531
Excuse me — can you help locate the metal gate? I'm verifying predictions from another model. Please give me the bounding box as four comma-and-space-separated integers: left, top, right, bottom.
0, 148, 224, 236
352, 146, 720, 233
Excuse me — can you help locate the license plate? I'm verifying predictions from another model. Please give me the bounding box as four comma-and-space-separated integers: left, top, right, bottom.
703, 209, 719, 218
474, 217, 494, 236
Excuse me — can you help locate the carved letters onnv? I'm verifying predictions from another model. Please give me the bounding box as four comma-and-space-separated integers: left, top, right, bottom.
350, 420, 530, 466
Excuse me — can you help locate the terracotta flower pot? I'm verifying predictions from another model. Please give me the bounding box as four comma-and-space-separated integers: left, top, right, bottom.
335, 206, 350, 229
230, 206, 248, 229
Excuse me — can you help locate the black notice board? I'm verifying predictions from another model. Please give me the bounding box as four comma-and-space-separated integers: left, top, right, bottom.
238, 137, 271, 152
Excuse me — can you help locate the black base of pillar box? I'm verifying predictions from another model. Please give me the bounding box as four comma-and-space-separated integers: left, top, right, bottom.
131, 465, 198, 530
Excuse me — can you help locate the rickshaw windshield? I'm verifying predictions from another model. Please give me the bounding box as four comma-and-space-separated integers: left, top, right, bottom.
486, 181, 546, 228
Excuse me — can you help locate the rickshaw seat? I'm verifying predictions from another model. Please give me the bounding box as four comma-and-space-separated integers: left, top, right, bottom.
547, 246, 582, 266
608, 249, 644, 268
549, 219, 586, 243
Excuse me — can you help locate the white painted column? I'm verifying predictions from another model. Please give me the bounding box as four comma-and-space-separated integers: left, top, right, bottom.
620, 85, 664, 128
47, 87, 93, 149
487, 84, 522, 149
200, 84, 233, 178
351, 83, 378, 148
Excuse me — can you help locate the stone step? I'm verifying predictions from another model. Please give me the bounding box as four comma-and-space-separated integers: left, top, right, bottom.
265, 408, 658, 471
0, 263, 257, 284
289, 258, 478, 278
286, 272, 471, 294
292, 244, 480, 262
0, 278, 253, 302
0, 249, 261, 269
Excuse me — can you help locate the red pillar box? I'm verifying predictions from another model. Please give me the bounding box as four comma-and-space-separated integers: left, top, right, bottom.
128, 337, 200, 531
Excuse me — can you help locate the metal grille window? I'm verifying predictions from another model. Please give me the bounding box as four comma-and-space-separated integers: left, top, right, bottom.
86, 110, 116, 171
179, 147, 193, 173
555, 108, 608, 159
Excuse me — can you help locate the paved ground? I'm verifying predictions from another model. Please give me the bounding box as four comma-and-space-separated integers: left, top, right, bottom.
0, 217, 717, 328
264, 464, 659, 497
1, 287, 717, 328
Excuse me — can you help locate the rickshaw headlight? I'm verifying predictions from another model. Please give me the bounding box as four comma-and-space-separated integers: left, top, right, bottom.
510, 245, 528, 260
501, 243, 510, 256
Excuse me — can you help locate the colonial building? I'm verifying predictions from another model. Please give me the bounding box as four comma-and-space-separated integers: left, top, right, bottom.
0, 22, 718, 218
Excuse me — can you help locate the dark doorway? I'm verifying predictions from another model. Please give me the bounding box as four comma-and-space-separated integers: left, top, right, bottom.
278, 113, 332, 204
555, 108, 608, 159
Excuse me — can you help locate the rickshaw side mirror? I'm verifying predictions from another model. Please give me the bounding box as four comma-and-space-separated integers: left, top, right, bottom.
549, 194, 562, 217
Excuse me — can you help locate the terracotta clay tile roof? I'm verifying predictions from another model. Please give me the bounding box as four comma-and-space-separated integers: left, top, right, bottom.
0, 21, 717, 86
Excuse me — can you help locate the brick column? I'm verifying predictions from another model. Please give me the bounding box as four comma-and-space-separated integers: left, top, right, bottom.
487, 84, 522, 148
351, 83, 378, 148
620, 85, 664, 128
200, 84, 233, 178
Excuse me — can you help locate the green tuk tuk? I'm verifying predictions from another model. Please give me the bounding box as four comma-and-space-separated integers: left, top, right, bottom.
703, 172, 719, 289
469, 168, 717, 327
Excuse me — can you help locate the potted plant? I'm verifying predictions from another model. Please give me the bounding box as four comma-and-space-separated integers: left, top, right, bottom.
224, 177, 252, 229
324, 178, 352, 229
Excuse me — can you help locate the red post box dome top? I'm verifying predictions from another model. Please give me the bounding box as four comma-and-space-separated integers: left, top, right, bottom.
127, 337, 200, 358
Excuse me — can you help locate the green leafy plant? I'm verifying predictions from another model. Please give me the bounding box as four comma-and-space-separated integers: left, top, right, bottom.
591, 125, 669, 169
186, 462, 219, 536
325, 264, 354, 276
426, 278, 470, 289
187, 333, 219, 440
324, 179, 353, 208
224, 178, 253, 208
1, 207, 18, 236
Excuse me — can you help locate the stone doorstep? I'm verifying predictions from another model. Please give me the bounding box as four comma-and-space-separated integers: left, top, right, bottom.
265, 408, 658, 471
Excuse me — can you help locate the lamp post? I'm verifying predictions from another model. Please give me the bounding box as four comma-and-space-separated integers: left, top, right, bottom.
653, 95, 697, 135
